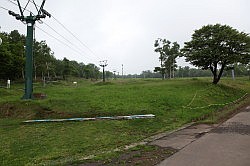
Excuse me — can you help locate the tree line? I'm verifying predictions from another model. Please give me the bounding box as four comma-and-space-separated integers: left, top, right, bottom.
1, 24, 249, 84
0, 30, 101, 81
133, 63, 248, 79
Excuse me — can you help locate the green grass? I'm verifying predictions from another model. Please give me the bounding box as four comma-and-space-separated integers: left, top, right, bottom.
0, 77, 249, 165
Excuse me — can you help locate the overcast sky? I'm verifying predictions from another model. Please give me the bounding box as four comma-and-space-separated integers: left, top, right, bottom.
1, 0, 249, 74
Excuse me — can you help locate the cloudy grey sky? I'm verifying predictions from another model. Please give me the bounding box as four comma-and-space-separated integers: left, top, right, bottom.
1, 0, 249, 74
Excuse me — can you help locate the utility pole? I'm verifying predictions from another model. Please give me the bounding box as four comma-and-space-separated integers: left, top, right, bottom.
100, 60, 108, 82
122, 64, 124, 79
8, 0, 51, 99
113, 70, 116, 80
0, 26, 2, 45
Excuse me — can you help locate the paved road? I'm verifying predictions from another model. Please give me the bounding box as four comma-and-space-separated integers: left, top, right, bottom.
156, 105, 250, 166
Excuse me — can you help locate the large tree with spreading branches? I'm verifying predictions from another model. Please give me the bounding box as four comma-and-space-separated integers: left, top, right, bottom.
182, 24, 250, 84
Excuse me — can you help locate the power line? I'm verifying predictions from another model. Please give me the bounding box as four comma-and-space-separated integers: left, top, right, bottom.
51, 16, 101, 60
22, 0, 31, 13
28, 0, 102, 60
5, 0, 34, 14
1, 3, 97, 65
31, 0, 39, 13
42, 22, 92, 60
7, 0, 102, 62
5, 0, 99, 63
0, 5, 9, 11
35, 25, 96, 62
6, 0, 18, 6
5, 0, 99, 64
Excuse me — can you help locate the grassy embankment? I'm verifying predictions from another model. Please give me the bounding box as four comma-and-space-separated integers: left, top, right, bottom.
0, 77, 249, 165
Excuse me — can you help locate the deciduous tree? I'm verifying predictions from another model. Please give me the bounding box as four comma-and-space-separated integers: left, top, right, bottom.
182, 24, 250, 84
154, 39, 180, 79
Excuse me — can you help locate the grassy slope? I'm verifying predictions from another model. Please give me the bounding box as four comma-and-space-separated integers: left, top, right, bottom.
0, 78, 249, 165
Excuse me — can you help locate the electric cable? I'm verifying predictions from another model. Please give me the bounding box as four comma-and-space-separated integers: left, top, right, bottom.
51, 15, 101, 60
0, 5, 9, 11
28, 0, 102, 60
5, 0, 34, 14
6, 0, 102, 63
42, 22, 91, 59
31, 0, 39, 13
35, 25, 96, 62
22, 0, 31, 13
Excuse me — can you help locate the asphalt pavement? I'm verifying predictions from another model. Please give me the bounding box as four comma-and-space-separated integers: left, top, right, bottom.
151, 105, 250, 166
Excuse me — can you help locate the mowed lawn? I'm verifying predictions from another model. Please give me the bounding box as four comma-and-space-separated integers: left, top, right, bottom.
0, 78, 249, 165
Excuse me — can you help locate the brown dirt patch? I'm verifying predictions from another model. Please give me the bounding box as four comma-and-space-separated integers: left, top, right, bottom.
0, 102, 73, 119
80, 146, 177, 166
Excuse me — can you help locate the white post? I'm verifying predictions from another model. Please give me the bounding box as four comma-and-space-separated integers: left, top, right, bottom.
231, 69, 235, 80
43, 77, 46, 87
7, 79, 10, 89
